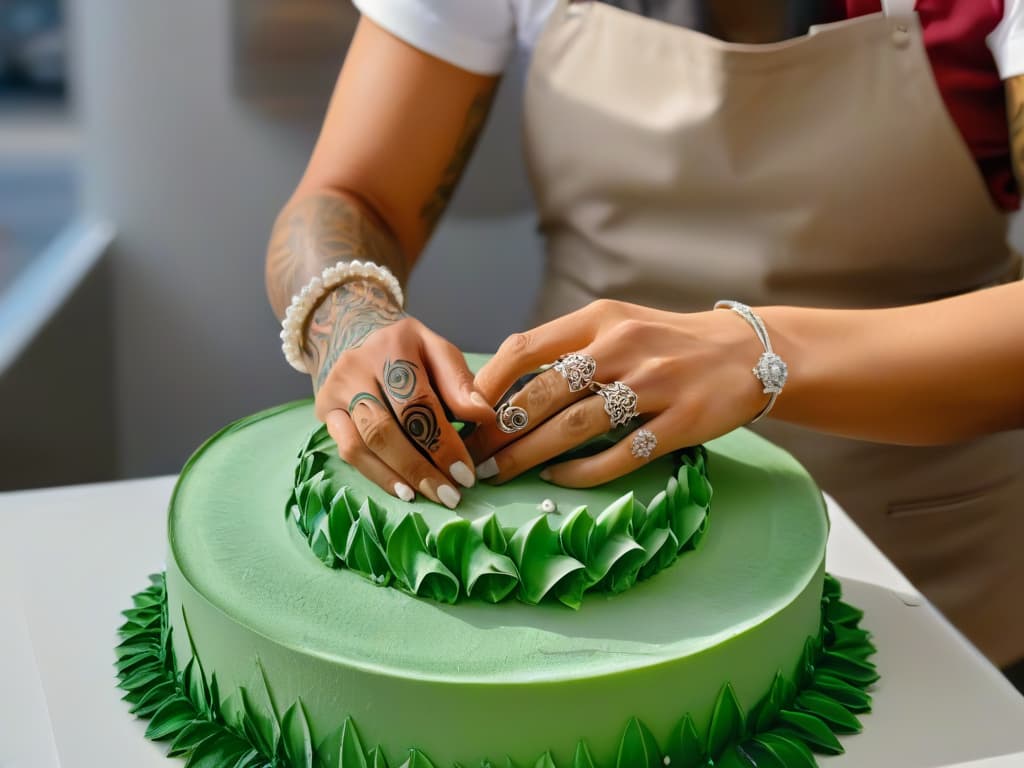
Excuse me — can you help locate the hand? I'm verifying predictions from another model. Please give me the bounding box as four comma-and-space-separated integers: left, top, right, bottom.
309, 280, 493, 507
467, 299, 769, 487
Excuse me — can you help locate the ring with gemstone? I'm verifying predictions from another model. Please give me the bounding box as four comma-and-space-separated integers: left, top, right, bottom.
595, 381, 639, 428
631, 429, 657, 459
496, 402, 530, 433
553, 352, 598, 393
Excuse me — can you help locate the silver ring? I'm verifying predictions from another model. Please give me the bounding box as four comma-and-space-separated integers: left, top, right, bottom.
553, 352, 597, 393
496, 402, 529, 433
596, 381, 639, 428
631, 429, 657, 459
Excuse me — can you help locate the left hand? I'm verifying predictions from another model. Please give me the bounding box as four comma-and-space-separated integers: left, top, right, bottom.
467, 299, 769, 487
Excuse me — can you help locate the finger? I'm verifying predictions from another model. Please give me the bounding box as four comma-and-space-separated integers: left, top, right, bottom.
481, 393, 640, 484
380, 356, 478, 490
540, 412, 677, 488
324, 409, 416, 502
464, 364, 591, 466
419, 329, 494, 423
474, 305, 598, 403
348, 392, 464, 508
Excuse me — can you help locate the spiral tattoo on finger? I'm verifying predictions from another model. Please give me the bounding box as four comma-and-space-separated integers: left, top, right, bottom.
384, 358, 418, 400
402, 403, 442, 453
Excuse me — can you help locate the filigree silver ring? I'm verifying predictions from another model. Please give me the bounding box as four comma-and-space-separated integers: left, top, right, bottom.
595, 381, 639, 429
496, 402, 529, 434
553, 352, 597, 393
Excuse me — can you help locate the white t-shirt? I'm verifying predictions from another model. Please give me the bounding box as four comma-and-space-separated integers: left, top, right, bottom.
352, 0, 1024, 80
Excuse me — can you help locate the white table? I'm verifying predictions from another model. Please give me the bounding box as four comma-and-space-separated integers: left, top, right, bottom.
1, 478, 1023, 768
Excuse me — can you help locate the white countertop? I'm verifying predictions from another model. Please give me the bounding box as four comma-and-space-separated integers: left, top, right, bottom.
1, 477, 1022, 768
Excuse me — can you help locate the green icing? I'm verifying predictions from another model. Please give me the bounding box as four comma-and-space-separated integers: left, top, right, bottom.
117, 574, 876, 768
288, 422, 710, 607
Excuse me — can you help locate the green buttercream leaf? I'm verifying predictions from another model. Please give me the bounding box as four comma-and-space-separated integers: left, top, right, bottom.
559, 506, 594, 563
665, 714, 706, 768
590, 533, 646, 590
572, 741, 596, 768
751, 733, 816, 768
183, 733, 251, 768
282, 701, 315, 768
229, 749, 267, 768
239, 681, 281, 758
776, 710, 844, 754
742, 741, 787, 768
817, 651, 879, 686
386, 513, 459, 603
795, 691, 862, 734
119, 665, 165, 692
327, 502, 356, 562
768, 670, 796, 712
509, 516, 586, 605
617, 717, 661, 768
346, 500, 391, 584
593, 493, 635, 543
822, 573, 842, 600
145, 696, 195, 740
435, 518, 470, 576
473, 513, 509, 553
707, 683, 746, 758
826, 600, 864, 627
131, 680, 178, 718
368, 746, 391, 768
534, 752, 557, 768
462, 528, 519, 603
811, 673, 872, 713
399, 749, 438, 768
338, 717, 369, 768
168, 720, 221, 757
713, 745, 755, 768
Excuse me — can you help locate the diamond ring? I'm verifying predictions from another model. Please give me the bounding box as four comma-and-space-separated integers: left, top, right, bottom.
553, 352, 597, 393
595, 381, 639, 428
631, 429, 657, 459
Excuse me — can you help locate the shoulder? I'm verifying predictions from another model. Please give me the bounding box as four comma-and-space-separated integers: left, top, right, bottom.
351, 0, 555, 74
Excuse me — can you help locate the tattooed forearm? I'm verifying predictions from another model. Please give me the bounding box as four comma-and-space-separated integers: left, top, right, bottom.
266, 192, 408, 319
1006, 76, 1024, 188
308, 281, 407, 390
419, 84, 497, 232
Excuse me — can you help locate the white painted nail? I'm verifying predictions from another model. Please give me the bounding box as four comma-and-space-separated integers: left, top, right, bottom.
476, 457, 499, 480
450, 461, 476, 489
394, 482, 415, 502
437, 484, 461, 509
539, 468, 552, 482
470, 392, 491, 409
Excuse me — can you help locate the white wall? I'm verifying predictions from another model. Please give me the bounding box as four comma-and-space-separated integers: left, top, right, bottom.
71, 1, 543, 478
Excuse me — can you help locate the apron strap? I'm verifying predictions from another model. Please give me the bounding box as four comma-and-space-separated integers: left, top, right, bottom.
880, 0, 916, 17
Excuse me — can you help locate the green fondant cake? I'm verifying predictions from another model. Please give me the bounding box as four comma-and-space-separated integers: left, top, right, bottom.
117, 397, 878, 768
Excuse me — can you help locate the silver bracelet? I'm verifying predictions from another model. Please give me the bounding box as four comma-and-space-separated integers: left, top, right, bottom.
713, 300, 788, 423
281, 260, 404, 373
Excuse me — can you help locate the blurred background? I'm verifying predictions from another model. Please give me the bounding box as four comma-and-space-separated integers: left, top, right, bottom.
0, 0, 546, 490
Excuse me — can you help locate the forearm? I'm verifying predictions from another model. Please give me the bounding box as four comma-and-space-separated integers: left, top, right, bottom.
759, 282, 1024, 444
265, 190, 410, 385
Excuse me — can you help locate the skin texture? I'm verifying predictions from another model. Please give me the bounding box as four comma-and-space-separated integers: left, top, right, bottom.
265, 18, 497, 505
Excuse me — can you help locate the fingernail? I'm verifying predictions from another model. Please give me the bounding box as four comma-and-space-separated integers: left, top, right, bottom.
539, 469, 552, 482
450, 461, 476, 488
394, 482, 415, 502
437, 484, 461, 509
476, 457, 499, 480
470, 391, 491, 409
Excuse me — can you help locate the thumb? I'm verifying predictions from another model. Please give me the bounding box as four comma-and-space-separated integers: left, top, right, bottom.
420, 331, 495, 423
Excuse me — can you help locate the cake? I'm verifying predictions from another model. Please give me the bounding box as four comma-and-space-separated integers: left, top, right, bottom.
117, 398, 877, 768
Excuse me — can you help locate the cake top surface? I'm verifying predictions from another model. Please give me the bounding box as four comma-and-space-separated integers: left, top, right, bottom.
169, 400, 827, 684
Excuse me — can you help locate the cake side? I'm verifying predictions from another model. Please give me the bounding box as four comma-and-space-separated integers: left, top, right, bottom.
155, 401, 842, 766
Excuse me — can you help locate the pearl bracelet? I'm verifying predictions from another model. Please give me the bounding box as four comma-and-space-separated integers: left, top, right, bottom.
713, 300, 788, 423
280, 260, 405, 373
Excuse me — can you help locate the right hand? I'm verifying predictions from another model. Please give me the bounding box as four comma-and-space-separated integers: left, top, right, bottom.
309, 280, 493, 508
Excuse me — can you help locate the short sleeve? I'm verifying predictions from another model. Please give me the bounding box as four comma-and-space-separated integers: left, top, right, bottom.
351, 0, 516, 75
987, 0, 1024, 79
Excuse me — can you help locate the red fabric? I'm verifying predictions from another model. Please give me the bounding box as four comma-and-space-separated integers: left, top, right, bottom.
842, 1, 1018, 209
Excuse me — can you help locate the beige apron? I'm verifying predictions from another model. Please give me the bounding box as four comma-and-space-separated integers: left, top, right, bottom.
523, 0, 1024, 666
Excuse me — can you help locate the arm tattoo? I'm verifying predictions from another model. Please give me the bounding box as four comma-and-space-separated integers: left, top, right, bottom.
419, 84, 497, 232
308, 281, 407, 391
1007, 76, 1024, 188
